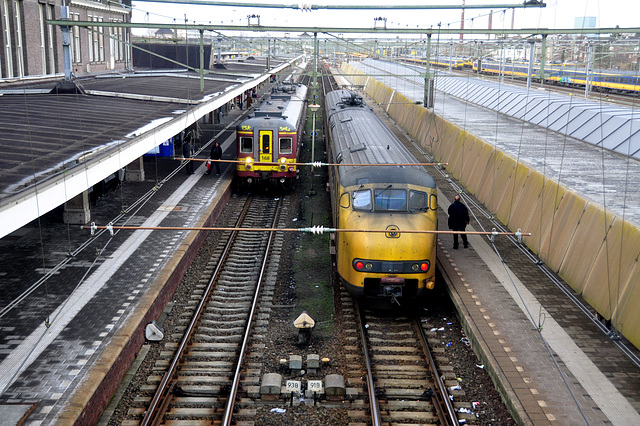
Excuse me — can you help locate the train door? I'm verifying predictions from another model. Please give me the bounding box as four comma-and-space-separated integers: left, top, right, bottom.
259, 130, 273, 163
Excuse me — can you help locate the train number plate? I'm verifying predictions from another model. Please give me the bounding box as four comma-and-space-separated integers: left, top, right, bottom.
286, 380, 301, 393
308, 380, 323, 393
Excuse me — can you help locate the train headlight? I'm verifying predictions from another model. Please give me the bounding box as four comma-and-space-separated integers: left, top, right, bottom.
279, 158, 287, 171
245, 157, 253, 170
412, 264, 419, 272
355, 261, 364, 270
420, 262, 429, 272
365, 262, 373, 270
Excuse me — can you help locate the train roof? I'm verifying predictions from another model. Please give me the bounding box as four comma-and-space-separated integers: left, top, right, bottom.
325, 90, 436, 189
239, 84, 307, 130
338, 165, 437, 188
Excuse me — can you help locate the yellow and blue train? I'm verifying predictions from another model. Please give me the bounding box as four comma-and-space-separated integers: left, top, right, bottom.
405, 55, 472, 70
325, 90, 438, 308
404, 55, 639, 94
474, 59, 640, 94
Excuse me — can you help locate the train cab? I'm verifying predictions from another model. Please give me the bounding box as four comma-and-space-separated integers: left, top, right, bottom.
236, 84, 308, 189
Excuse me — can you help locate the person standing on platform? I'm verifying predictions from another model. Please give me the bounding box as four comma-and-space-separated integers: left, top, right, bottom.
448, 195, 470, 250
207, 141, 223, 175
182, 134, 194, 175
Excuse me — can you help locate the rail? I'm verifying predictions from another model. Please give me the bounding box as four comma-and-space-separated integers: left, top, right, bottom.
355, 302, 382, 426
221, 197, 283, 425
414, 317, 459, 426
140, 196, 254, 425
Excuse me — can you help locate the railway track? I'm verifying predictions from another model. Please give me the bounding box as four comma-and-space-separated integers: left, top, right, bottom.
124, 194, 289, 424
334, 287, 477, 425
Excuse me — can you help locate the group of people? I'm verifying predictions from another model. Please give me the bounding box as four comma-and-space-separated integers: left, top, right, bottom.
181, 133, 223, 176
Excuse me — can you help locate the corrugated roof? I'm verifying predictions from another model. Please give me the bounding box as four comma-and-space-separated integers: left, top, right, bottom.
434, 75, 640, 160
0, 56, 297, 238
355, 58, 640, 160
0, 93, 184, 195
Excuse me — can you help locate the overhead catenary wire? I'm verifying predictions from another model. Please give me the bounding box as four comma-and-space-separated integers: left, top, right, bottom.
82, 223, 530, 240
174, 158, 448, 167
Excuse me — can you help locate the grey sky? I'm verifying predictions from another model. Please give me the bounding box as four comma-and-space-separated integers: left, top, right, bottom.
130, 0, 637, 36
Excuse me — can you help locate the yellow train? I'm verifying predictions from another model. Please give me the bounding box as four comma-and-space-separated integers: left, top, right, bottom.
325, 90, 438, 308
474, 59, 640, 94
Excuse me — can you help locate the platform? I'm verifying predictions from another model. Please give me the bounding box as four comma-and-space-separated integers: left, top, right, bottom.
0, 104, 243, 423
437, 189, 640, 425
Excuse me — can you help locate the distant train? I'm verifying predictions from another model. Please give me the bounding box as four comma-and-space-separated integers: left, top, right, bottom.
405, 55, 472, 70
325, 90, 438, 308
473, 59, 640, 94
235, 81, 308, 189
404, 55, 640, 94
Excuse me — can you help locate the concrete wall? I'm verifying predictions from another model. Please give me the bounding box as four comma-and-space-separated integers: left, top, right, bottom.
341, 62, 640, 350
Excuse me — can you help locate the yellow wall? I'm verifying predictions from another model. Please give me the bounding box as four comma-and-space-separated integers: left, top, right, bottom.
341, 62, 640, 350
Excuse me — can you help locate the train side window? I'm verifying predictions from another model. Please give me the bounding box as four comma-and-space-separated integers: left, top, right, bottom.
374, 188, 407, 212
409, 190, 428, 212
353, 190, 372, 211
340, 192, 351, 208
279, 137, 292, 154
241, 137, 253, 153
429, 194, 437, 211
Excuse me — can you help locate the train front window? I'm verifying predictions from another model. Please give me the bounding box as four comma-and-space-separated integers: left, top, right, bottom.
279, 137, 292, 154
409, 190, 428, 212
374, 188, 407, 212
262, 134, 270, 153
241, 137, 253, 153
353, 190, 372, 211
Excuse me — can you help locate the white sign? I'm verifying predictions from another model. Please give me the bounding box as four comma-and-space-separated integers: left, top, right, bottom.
308, 380, 323, 393
286, 380, 301, 393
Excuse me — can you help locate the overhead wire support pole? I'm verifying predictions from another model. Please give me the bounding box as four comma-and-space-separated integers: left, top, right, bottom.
526, 40, 535, 90
313, 32, 318, 106
424, 34, 433, 108
539, 34, 547, 87
199, 29, 205, 94
60, 5, 72, 80
585, 42, 594, 98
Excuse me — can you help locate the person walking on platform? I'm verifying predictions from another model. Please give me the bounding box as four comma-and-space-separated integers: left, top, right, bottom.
207, 141, 223, 175
182, 134, 194, 175
448, 195, 470, 250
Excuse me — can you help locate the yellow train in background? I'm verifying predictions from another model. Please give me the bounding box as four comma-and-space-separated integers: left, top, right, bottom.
474, 59, 640, 94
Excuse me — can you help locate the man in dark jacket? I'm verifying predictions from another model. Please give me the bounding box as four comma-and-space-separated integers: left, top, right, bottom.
182, 135, 194, 175
207, 141, 223, 175
448, 195, 470, 249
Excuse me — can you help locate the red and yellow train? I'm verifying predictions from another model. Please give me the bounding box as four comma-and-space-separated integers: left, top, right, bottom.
236, 82, 308, 189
